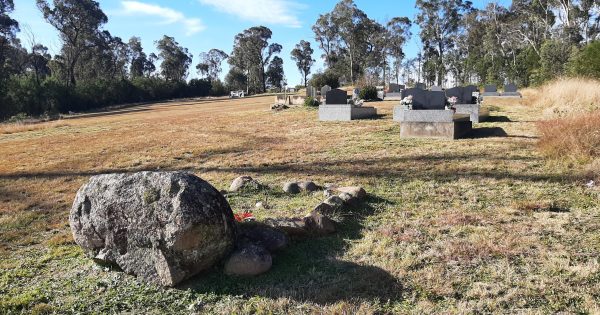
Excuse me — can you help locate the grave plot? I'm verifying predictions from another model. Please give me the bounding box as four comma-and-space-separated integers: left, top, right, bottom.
318, 89, 378, 121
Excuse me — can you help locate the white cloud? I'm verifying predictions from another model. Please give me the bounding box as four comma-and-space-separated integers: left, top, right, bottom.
121, 1, 205, 35
198, 0, 302, 28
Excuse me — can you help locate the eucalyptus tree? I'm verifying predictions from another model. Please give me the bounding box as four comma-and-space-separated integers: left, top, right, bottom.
229, 26, 281, 93
290, 40, 315, 86
37, 0, 108, 86
312, 13, 339, 68
0, 0, 19, 78
386, 17, 412, 84
196, 49, 228, 81
129, 36, 155, 78
266, 56, 284, 89
415, 0, 473, 85
155, 35, 192, 82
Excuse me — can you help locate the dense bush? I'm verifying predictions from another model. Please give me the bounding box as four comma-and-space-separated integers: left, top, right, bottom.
358, 86, 378, 101
303, 96, 320, 107
0, 76, 226, 120
309, 69, 340, 89
568, 41, 600, 79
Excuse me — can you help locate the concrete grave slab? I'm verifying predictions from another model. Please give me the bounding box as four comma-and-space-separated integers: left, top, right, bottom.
318, 104, 377, 121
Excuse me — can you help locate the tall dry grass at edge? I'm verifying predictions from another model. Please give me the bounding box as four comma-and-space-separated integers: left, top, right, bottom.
524, 77, 600, 118
531, 78, 600, 179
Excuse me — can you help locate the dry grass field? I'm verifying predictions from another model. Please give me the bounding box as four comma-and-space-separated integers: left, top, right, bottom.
1, 94, 599, 314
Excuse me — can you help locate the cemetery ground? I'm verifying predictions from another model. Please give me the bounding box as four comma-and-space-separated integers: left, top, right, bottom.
1, 93, 599, 314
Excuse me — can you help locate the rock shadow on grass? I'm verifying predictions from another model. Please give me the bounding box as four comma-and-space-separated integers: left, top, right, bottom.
179, 195, 402, 305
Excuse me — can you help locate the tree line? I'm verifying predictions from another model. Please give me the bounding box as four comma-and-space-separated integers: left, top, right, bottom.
308, 0, 600, 89
0, 0, 291, 119
3, 0, 600, 119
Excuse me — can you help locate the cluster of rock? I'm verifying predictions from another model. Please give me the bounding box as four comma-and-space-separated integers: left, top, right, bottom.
70, 172, 367, 286
270, 103, 289, 111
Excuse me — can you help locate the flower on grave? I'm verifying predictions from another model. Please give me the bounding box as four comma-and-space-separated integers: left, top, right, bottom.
234, 211, 255, 222
400, 95, 413, 108
447, 96, 458, 106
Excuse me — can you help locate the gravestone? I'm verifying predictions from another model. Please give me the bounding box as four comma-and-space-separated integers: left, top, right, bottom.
427, 91, 447, 109
482, 84, 500, 96
431, 86, 443, 92
502, 83, 521, 97
402, 88, 427, 108
484, 85, 497, 92
445, 87, 462, 102
325, 89, 348, 105
415, 83, 426, 90
504, 83, 517, 93
463, 85, 478, 104
321, 85, 332, 98
389, 83, 401, 93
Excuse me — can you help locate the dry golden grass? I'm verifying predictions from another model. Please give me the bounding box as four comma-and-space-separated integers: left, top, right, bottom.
537, 110, 600, 159
0, 120, 69, 134
524, 77, 600, 118
0, 94, 598, 313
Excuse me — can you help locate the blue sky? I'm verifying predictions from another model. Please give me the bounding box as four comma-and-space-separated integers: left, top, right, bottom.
13, 0, 510, 85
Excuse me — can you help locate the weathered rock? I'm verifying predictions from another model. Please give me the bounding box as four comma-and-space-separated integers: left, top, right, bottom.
298, 181, 319, 192
304, 211, 336, 235
70, 172, 236, 287
224, 244, 272, 276
336, 186, 367, 200
324, 195, 345, 208
238, 222, 288, 252
313, 202, 336, 216
229, 176, 262, 192
324, 189, 335, 198
264, 217, 308, 237
283, 182, 301, 194
338, 192, 359, 206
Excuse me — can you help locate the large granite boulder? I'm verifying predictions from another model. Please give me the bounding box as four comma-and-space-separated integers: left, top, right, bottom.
70, 172, 236, 287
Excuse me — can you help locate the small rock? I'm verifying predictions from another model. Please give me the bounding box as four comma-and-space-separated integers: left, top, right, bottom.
224, 244, 272, 276
298, 181, 319, 192
324, 189, 335, 198
271, 104, 289, 111
264, 217, 308, 237
255, 201, 264, 209
283, 182, 301, 194
324, 195, 345, 208
586, 180, 595, 188
238, 222, 288, 252
304, 211, 336, 235
313, 202, 336, 216
336, 186, 367, 200
338, 192, 359, 206
229, 176, 262, 192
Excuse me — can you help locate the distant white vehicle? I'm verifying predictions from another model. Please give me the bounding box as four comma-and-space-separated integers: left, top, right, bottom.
230, 90, 245, 98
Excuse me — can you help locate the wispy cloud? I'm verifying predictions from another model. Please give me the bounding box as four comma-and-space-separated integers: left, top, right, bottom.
198, 0, 302, 28
121, 1, 205, 35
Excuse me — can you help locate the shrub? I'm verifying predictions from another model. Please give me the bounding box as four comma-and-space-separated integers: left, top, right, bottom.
304, 96, 320, 107
537, 110, 600, 162
568, 40, 600, 79
359, 86, 378, 101
310, 69, 340, 89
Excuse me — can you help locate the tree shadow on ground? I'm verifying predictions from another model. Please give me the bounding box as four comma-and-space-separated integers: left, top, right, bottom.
180, 195, 403, 305
0, 150, 577, 184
